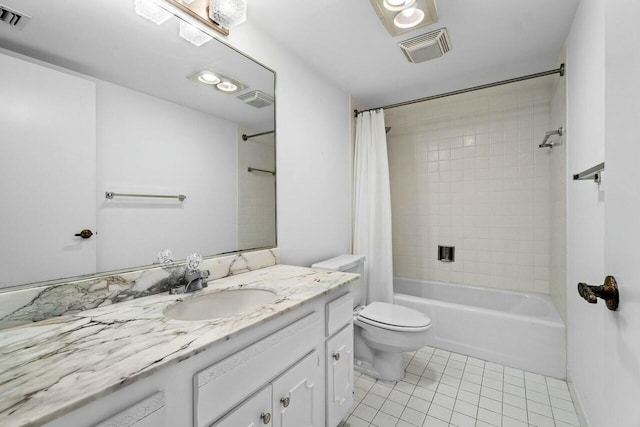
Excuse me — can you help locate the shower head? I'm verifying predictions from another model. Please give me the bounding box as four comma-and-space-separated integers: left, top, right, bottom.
539, 126, 563, 148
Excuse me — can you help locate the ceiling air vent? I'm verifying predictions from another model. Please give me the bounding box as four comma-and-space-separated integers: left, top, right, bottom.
399, 28, 451, 64
237, 90, 274, 109
0, 4, 31, 30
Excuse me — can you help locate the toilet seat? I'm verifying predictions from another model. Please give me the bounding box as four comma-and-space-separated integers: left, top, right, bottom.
357, 302, 431, 332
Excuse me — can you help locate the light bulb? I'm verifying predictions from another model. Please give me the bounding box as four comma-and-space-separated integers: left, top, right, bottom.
198, 72, 220, 84
393, 6, 425, 29
135, 0, 172, 25
217, 81, 238, 92
383, 0, 416, 12
179, 20, 212, 47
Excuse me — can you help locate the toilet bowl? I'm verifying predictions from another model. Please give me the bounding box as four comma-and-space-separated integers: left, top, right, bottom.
312, 255, 431, 382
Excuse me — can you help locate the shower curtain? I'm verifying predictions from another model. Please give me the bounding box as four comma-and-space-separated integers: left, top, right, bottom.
353, 109, 394, 304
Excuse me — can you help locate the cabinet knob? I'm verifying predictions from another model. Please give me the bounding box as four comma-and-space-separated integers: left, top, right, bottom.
333, 352, 341, 361
280, 396, 290, 407
261, 412, 271, 424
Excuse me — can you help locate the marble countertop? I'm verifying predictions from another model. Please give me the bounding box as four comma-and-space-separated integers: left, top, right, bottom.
0, 265, 357, 427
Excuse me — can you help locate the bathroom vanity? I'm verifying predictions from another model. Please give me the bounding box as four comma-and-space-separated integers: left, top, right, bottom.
0, 263, 357, 427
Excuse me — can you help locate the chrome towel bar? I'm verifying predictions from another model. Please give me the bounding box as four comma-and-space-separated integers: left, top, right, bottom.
105, 192, 186, 201
573, 162, 605, 183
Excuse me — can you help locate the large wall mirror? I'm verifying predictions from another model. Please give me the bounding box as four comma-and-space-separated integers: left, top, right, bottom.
0, 0, 276, 289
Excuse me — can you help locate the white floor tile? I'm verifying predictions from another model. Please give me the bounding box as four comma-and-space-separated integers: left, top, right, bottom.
372, 410, 399, 427
450, 411, 476, 427
421, 415, 449, 427
479, 396, 502, 414
427, 403, 452, 423
342, 346, 582, 427
400, 407, 427, 426
381, 399, 406, 417
477, 407, 502, 426
407, 396, 430, 413
353, 403, 378, 422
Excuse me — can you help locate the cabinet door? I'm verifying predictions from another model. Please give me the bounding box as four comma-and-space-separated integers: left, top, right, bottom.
326, 324, 354, 427
271, 350, 322, 427
212, 386, 272, 427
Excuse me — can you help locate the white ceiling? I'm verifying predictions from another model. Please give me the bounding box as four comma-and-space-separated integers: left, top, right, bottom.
0, 0, 275, 131
249, 0, 580, 109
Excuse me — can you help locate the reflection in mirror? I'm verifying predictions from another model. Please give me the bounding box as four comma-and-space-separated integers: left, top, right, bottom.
0, 0, 276, 289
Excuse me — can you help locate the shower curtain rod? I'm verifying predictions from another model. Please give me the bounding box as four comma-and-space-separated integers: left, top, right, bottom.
354, 64, 565, 117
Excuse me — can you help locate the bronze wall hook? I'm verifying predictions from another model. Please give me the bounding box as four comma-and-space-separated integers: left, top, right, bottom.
577, 276, 619, 311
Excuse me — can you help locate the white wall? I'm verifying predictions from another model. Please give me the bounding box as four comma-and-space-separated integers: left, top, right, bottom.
227, 26, 352, 267
97, 81, 238, 271
386, 79, 557, 294
563, 0, 640, 425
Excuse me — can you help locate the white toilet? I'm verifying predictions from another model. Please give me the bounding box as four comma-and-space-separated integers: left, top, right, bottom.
312, 254, 431, 381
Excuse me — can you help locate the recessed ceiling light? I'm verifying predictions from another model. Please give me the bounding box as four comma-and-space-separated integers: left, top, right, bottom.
369, 0, 438, 36
197, 72, 221, 84
393, 6, 425, 29
134, 0, 172, 25
216, 81, 238, 92
383, 0, 416, 12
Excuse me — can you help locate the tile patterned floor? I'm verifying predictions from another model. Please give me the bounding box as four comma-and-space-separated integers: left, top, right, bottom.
339, 346, 581, 427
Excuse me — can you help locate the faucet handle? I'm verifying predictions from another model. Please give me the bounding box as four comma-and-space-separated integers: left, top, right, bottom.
186, 253, 202, 273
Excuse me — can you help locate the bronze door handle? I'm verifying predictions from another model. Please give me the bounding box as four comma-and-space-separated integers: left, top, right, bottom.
74, 229, 93, 239
577, 276, 619, 311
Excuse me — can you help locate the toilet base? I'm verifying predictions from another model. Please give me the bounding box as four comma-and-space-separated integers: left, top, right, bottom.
354, 350, 405, 382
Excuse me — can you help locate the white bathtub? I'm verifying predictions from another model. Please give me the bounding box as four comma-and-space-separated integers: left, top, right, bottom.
394, 277, 566, 378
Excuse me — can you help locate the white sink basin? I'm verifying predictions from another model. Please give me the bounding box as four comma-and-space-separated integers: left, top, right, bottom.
163, 289, 278, 321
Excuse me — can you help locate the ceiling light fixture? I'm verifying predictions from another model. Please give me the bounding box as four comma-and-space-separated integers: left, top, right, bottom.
209, 0, 247, 29
188, 70, 245, 94
179, 20, 213, 46
135, 0, 172, 25
383, 0, 416, 12
393, 6, 425, 29
369, 0, 438, 36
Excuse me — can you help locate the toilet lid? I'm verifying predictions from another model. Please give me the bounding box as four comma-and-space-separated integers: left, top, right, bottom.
358, 302, 431, 332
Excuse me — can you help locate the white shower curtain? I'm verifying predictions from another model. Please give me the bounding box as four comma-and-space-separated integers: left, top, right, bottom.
353, 109, 393, 304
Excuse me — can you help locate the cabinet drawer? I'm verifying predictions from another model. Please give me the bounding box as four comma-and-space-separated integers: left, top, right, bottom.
325, 293, 353, 337
94, 391, 165, 427
211, 385, 272, 427
194, 312, 322, 427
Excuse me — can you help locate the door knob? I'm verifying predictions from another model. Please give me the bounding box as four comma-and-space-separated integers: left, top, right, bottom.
74, 229, 93, 239
333, 352, 341, 361
577, 275, 619, 311
280, 397, 290, 407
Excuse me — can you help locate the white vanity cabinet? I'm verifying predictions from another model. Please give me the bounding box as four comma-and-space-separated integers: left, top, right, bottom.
214, 350, 322, 427
41, 286, 354, 427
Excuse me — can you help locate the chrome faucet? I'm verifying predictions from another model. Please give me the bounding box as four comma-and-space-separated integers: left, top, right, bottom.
169, 253, 210, 295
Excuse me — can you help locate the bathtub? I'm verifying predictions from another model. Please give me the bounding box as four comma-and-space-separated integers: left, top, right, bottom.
394, 277, 566, 378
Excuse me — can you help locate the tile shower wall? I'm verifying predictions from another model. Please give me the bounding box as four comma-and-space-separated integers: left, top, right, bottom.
386, 78, 558, 294
237, 130, 276, 249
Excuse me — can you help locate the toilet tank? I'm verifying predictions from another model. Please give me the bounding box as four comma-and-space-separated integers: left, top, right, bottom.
311, 254, 366, 306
